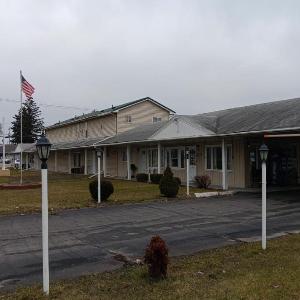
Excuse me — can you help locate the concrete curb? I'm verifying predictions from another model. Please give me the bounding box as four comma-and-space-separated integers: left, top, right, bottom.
194, 190, 236, 198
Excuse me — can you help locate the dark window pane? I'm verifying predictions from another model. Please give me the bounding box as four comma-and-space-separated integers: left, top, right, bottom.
171, 149, 178, 167
227, 146, 232, 170
206, 148, 211, 169
181, 150, 185, 168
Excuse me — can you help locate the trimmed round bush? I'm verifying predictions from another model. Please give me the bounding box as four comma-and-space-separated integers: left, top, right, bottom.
89, 179, 114, 201
150, 174, 163, 184
159, 177, 179, 197
136, 173, 148, 182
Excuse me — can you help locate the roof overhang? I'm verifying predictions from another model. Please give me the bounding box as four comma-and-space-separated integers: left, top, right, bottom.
96, 127, 300, 147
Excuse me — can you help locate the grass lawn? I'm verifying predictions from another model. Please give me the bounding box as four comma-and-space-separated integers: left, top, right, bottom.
1, 234, 300, 299
0, 170, 207, 215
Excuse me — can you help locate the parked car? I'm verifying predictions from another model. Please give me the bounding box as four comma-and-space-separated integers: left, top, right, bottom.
0, 158, 11, 164
14, 159, 20, 169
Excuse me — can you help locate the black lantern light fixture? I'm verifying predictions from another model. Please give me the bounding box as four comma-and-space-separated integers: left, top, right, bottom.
259, 143, 269, 162
96, 148, 103, 158
36, 133, 52, 169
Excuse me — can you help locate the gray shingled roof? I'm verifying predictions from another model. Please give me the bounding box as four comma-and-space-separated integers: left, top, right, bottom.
51, 137, 107, 150
188, 97, 300, 134
0, 144, 17, 154
46, 97, 175, 130
96, 97, 300, 146
95, 121, 168, 146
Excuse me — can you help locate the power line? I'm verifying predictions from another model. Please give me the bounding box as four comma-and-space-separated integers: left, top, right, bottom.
0, 97, 92, 111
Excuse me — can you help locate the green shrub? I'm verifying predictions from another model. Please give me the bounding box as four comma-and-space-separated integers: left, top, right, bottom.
150, 174, 163, 184
136, 173, 148, 182
195, 175, 211, 189
131, 164, 138, 177
159, 167, 179, 197
163, 166, 173, 178
89, 179, 114, 201
174, 177, 181, 186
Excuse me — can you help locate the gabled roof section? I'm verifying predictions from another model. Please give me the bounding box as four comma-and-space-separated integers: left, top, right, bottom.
95, 121, 168, 146
150, 116, 214, 140
190, 97, 300, 134
46, 97, 175, 130
14, 143, 36, 153
96, 115, 215, 146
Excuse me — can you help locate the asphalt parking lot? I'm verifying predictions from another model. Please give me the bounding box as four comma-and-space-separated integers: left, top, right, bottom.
1, 190, 300, 289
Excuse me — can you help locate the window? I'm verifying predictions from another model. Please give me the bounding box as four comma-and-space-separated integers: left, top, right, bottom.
213, 147, 222, 170
126, 115, 132, 123
122, 150, 127, 162
170, 149, 179, 167
165, 147, 193, 169
73, 153, 81, 168
206, 145, 232, 170
148, 149, 158, 168
180, 150, 185, 168
153, 116, 162, 123
226, 145, 232, 170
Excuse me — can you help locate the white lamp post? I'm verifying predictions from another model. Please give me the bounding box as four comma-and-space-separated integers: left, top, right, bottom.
259, 143, 269, 250
96, 149, 103, 204
36, 133, 52, 295
2, 118, 5, 171
186, 149, 190, 196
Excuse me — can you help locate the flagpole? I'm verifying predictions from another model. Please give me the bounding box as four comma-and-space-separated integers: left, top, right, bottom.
20, 70, 23, 184
2, 118, 5, 171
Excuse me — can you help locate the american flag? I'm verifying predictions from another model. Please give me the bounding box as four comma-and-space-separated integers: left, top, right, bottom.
21, 75, 35, 99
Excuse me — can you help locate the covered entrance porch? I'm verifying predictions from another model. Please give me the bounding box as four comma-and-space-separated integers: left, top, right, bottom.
247, 134, 300, 188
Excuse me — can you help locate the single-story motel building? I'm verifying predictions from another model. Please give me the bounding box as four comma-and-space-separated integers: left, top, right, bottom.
24, 97, 300, 190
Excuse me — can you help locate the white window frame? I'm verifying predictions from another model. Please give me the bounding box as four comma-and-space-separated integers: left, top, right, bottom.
164, 146, 189, 169
205, 144, 232, 171
121, 150, 127, 162
147, 148, 158, 168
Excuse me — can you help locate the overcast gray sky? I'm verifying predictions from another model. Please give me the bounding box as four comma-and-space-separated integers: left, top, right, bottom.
1, 0, 300, 131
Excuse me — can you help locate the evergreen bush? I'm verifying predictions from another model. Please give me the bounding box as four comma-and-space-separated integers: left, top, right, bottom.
150, 174, 163, 184
136, 173, 148, 182
159, 167, 179, 197
89, 179, 114, 201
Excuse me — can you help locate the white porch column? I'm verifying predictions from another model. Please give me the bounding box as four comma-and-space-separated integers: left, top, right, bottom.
127, 145, 131, 180
54, 151, 58, 172
222, 138, 227, 190
68, 150, 71, 174
84, 148, 88, 175
157, 143, 161, 174
25, 153, 29, 170
103, 147, 107, 177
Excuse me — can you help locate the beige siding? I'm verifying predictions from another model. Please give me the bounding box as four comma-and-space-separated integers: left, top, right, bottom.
47, 153, 55, 172
196, 138, 246, 188
117, 100, 170, 133
47, 123, 80, 143
87, 115, 116, 138
46, 115, 116, 143
106, 147, 118, 177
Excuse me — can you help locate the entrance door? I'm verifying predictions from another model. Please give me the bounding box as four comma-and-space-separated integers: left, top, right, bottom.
189, 146, 197, 181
